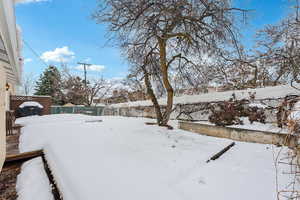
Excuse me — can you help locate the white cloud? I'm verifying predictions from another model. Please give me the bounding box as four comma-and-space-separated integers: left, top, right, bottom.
109, 77, 124, 81
84, 58, 91, 62
41, 46, 75, 63
75, 64, 106, 72
24, 58, 32, 63
15, 0, 49, 4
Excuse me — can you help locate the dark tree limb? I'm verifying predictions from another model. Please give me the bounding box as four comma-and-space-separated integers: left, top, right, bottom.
206, 142, 235, 163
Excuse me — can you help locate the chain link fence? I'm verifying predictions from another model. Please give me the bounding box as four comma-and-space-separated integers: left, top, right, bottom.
50, 106, 104, 116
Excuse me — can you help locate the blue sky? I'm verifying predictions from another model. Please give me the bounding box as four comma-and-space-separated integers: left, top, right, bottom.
16, 0, 291, 81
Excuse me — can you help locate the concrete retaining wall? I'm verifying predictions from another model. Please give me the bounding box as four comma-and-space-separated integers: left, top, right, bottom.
179, 121, 296, 147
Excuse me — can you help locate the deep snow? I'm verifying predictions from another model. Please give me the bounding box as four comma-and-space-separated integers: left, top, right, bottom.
16, 114, 290, 200
19, 101, 44, 108
16, 157, 53, 200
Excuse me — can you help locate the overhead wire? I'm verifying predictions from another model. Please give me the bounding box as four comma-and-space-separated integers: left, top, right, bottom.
22, 39, 48, 68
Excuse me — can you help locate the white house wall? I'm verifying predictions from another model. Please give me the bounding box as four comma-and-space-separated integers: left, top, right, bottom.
0, 0, 23, 171
0, 0, 22, 85
0, 63, 6, 171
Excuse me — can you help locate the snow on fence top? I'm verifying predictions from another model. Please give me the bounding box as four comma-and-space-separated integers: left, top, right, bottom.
110, 84, 300, 108
19, 101, 44, 109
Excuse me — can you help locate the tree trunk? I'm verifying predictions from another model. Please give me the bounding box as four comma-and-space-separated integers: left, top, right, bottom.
143, 69, 164, 125
158, 39, 174, 125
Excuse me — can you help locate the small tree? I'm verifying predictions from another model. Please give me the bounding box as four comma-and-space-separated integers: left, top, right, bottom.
93, 0, 246, 126
35, 65, 63, 105
62, 76, 87, 105
21, 73, 35, 96
62, 74, 112, 106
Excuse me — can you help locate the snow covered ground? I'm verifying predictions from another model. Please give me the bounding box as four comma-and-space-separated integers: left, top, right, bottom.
16, 158, 53, 200
111, 83, 300, 108
16, 114, 290, 200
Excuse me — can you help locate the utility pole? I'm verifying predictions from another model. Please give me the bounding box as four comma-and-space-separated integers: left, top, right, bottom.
78, 62, 92, 105
77, 62, 92, 88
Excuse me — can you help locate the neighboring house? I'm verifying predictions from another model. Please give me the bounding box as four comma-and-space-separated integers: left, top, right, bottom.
93, 90, 148, 105
176, 87, 218, 96
0, 0, 23, 171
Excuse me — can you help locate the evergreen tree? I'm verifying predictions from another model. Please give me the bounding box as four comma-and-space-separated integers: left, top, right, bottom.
34, 66, 63, 105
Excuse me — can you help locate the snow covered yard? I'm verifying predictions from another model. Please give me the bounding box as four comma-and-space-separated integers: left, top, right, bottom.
16, 114, 290, 200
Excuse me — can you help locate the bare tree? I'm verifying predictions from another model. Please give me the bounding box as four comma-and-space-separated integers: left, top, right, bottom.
175, 0, 300, 91
93, 0, 247, 126
62, 76, 87, 105
61, 74, 112, 106
122, 73, 145, 93
212, 46, 273, 89
255, 0, 300, 88
21, 73, 36, 95
86, 78, 112, 106
58, 62, 111, 106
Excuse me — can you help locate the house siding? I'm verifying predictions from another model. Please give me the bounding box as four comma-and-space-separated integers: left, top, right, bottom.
0, 0, 22, 171
0, 63, 6, 171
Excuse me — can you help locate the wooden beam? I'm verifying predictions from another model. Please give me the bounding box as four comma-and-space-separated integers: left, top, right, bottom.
3, 149, 63, 200
5, 150, 43, 164
41, 154, 63, 200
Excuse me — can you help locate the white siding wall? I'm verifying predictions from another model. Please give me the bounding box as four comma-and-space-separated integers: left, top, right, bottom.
0, 0, 22, 171
0, 63, 6, 171
0, 0, 22, 84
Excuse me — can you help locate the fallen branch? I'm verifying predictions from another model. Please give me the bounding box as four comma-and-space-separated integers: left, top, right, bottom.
145, 122, 157, 125
206, 142, 235, 163
85, 120, 103, 123
145, 122, 174, 130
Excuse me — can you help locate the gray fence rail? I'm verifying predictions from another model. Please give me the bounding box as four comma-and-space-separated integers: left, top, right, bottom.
51, 106, 104, 116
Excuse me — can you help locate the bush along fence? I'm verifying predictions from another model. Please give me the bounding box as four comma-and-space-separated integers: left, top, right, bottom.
51, 106, 105, 116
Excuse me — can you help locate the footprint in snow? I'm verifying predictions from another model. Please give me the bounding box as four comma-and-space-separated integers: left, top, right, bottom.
198, 177, 206, 185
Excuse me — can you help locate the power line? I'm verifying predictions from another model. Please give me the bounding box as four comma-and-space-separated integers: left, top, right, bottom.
22, 39, 48, 68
